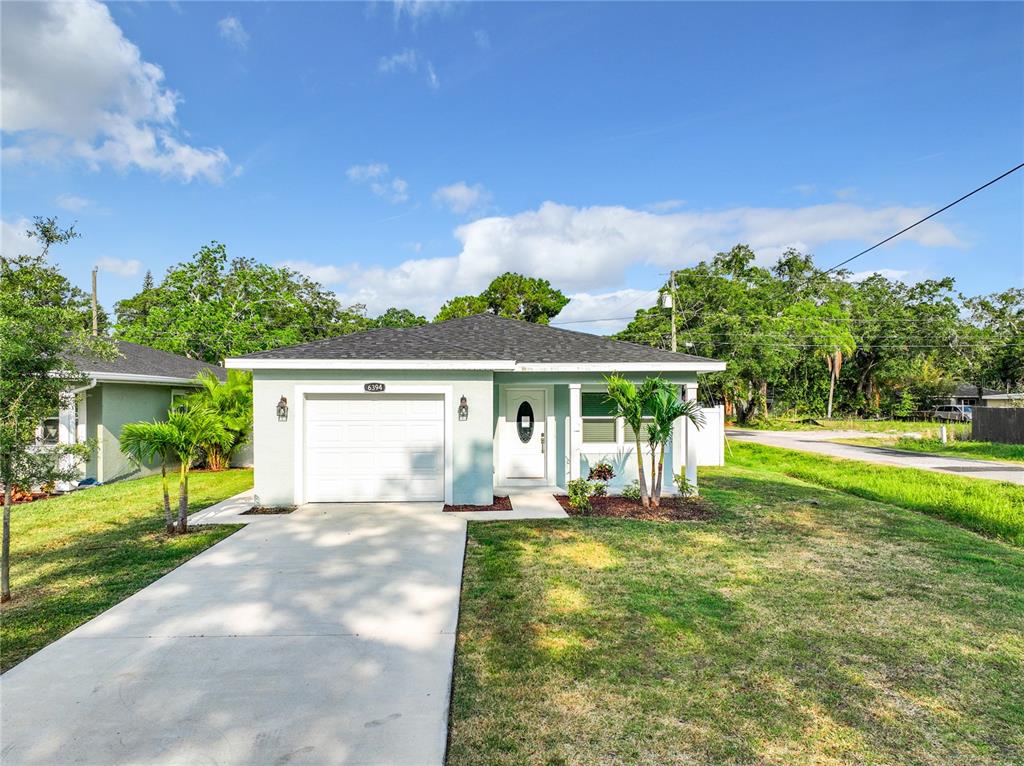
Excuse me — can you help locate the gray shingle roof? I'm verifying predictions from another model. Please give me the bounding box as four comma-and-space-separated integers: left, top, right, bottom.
67, 341, 227, 381
239, 313, 721, 366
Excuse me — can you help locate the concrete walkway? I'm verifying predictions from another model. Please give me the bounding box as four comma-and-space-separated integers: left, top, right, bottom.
729, 429, 1024, 485
1, 498, 467, 766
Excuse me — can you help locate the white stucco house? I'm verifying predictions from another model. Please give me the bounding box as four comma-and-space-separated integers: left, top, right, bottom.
226, 313, 725, 507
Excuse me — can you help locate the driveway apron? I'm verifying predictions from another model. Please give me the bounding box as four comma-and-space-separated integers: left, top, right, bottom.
1, 502, 466, 766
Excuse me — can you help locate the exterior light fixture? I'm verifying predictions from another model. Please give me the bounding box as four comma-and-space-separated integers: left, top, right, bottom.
276, 396, 289, 422
458, 395, 469, 421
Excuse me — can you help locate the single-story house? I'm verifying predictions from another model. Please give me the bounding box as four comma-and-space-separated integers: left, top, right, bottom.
940, 384, 1001, 407
52, 341, 226, 484
226, 313, 725, 507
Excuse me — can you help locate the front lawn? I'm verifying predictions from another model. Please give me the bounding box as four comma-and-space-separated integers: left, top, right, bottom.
449, 463, 1024, 765
0, 468, 252, 672
833, 436, 1024, 464
727, 443, 1024, 546
738, 418, 971, 438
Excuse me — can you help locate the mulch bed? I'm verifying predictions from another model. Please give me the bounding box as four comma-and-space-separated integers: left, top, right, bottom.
443, 495, 514, 513
554, 494, 715, 522
241, 506, 297, 515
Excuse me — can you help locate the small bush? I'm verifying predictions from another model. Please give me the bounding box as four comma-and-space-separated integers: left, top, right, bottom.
567, 478, 595, 514
587, 462, 615, 482
673, 472, 697, 498
621, 480, 642, 501
591, 481, 608, 497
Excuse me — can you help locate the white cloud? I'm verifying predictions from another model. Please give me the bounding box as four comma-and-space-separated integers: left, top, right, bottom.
847, 268, 911, 283
426, 62, 440, 90
835, 186, 858, 200
347, 163, 409, 203
392, 0, 453, 23
378, 49, 419, 74
217, 16, 249, 49
644, 199, 685, 213
474, 29, 491, 49
794, 183, 817, 195
1, 217, 42, 257
55, 194, 94, 212
433, 181, 491, 214
552, 288, 662, 334
327, 200, 965, 317
1, 1, 230, 182
96, 256, 141, 278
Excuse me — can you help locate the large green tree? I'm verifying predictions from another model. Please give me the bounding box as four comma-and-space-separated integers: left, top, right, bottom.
434, 272, 569, 324
115, 243, 372, 363
1, 218, 114, 601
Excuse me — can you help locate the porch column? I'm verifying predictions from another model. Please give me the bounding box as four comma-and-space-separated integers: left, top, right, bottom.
684, 381, 699, 493
568, 383, 582, 481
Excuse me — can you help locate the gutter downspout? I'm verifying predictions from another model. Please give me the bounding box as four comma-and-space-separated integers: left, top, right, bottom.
64, 379, 98, 487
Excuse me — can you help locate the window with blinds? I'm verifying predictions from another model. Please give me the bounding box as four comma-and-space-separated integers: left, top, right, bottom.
582, 392, 617, 443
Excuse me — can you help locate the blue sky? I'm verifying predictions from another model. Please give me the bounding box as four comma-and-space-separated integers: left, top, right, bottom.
2, 1, 1022, 333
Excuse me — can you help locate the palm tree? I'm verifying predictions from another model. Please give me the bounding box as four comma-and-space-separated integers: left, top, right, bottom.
167, 405, 230, 533
604, 375, 662, 509
186, 370, 253, 470
645, 383, 705, 506
120, 421, 178, 533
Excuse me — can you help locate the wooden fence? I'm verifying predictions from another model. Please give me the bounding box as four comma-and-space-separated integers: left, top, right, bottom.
972, 407, 1024, 445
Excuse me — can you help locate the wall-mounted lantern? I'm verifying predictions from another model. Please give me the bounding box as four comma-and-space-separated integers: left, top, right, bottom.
458, 395, 469, 421
276, 396, 289, 422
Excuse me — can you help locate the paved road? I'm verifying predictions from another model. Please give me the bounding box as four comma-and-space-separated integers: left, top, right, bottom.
1, 499, 467, 766
728, 429, 1024, 486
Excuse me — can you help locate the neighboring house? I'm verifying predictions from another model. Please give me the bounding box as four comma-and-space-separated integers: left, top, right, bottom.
982, 392, 1024, 408
940, 384, 1001, 407
52, 341, 226, 484
226, 313, 725, 507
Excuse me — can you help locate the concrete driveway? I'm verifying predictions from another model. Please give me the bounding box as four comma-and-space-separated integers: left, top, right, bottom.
1, 500, 467, 765
729, 429, 1024, 485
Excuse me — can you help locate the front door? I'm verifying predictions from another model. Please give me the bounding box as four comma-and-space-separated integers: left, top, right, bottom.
501, 389, 547, 483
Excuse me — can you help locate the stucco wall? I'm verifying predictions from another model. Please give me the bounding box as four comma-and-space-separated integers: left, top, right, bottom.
96, 382, 178, 483
251, 370, 494, 506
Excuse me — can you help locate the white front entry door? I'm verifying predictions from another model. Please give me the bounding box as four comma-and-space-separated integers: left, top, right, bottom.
304, 394, 445, 502
501, 389, 547, 483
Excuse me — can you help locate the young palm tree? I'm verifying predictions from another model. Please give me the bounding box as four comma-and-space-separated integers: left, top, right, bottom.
120, 421, 178, 533
604, 375, 659, 509
186, 370, 253, 470
167, 405, 230, 533
645, 383, 706, 506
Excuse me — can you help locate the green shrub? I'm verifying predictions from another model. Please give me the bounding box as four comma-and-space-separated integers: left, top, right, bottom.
567, 478, 595, 514
673, 472, 697, 498
621, 480, 642, 501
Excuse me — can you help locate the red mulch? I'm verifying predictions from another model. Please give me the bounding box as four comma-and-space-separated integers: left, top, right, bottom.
554, 494, 715, 522
443, 495, 514, 513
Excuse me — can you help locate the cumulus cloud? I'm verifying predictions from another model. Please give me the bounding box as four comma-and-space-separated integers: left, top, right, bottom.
552, 288, 662, 334
96, 256, 141, 278
327, 200, 965, 318
280, 260, 349, 284
1, 217, 42, 257
347, 163, 409, 203
433, 181, 491, 214
1, 0, 230, 182
218, 16, 249, 49
847, 268, 912, 283
55, 194, 94, 212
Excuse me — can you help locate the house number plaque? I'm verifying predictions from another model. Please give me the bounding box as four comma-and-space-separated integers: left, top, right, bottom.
364, 382, 386, 392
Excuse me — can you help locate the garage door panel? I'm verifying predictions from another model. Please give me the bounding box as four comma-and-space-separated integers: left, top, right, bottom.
304, 394, 445, 503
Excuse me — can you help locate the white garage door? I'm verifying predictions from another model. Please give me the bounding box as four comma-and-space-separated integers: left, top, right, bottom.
304, 394, 445, 502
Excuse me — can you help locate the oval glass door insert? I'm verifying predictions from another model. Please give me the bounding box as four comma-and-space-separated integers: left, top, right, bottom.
516, 401, 535, 443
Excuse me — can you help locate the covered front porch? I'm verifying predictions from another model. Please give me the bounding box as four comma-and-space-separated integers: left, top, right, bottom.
492, 373, 711, 496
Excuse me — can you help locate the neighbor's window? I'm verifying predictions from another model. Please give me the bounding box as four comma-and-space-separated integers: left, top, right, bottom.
38, 415, 60, 446
582, 392, 617, 442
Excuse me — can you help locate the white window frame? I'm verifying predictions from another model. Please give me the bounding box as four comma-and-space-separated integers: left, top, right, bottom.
580, 386, 622, 449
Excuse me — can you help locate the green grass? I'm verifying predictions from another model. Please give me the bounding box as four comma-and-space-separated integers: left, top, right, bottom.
739, 418, 971, 438
833, 436, 1024, 464
449, 463, 1024, 765
0, 468, 252, 672
727, 443, 1024, 546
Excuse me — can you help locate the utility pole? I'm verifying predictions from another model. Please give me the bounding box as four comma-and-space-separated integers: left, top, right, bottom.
669, 270, 677, 353
91, 267, 98, 336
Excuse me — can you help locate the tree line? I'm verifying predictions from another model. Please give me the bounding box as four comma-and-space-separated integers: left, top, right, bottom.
615, 245, 1022, 421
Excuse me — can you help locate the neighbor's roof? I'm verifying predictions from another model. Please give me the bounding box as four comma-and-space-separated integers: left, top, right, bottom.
952, 383, 1001, 398
230, 313, 724, 371
67, 340, 227, 383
